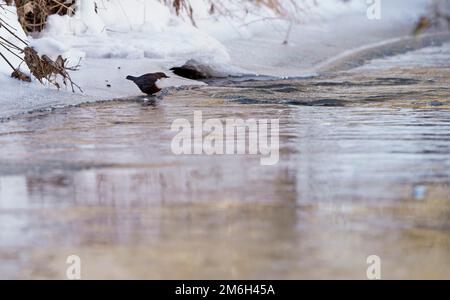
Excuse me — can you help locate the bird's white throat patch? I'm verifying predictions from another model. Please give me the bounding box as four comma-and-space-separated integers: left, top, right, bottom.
155, 78, 171, 89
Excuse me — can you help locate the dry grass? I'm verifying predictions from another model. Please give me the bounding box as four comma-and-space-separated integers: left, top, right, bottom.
161, 0, 196, 25
24, 46, 82, 92
1, 1, 81, 89
414, 1, 450, 34
13, 0, 76, 34
161, 0, 312, 25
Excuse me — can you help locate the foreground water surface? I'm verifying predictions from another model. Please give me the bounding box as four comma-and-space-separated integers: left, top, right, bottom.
0, 44, 449, 279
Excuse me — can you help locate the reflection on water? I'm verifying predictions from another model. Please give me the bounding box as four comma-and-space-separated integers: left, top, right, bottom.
0, 46, 450, 279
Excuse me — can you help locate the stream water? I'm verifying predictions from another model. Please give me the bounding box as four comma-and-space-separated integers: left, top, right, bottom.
0, 43, 449, 279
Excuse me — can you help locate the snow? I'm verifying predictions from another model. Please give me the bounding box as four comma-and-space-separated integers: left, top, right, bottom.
0, 0, 439, 119
38, 0, 230, 63
356, 41, 450, 70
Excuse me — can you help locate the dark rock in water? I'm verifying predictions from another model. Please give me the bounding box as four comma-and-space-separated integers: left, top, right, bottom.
171, 66, 209, 80
170, 59, 227, 80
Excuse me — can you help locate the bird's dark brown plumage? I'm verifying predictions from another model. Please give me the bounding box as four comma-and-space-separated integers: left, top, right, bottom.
126, 72, 169, 95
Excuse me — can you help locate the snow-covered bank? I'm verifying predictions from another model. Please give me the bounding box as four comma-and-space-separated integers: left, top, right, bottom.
0, 0, 440, 119
220, 0, 432, 76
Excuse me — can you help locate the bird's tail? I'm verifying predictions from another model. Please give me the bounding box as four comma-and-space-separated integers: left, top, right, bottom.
126, 75, 136, 81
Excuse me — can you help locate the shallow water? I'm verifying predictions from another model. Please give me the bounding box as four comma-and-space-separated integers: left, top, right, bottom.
0, 44, 450, 279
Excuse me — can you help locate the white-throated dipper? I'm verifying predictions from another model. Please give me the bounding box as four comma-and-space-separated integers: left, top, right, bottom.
126, 72, 170, 95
